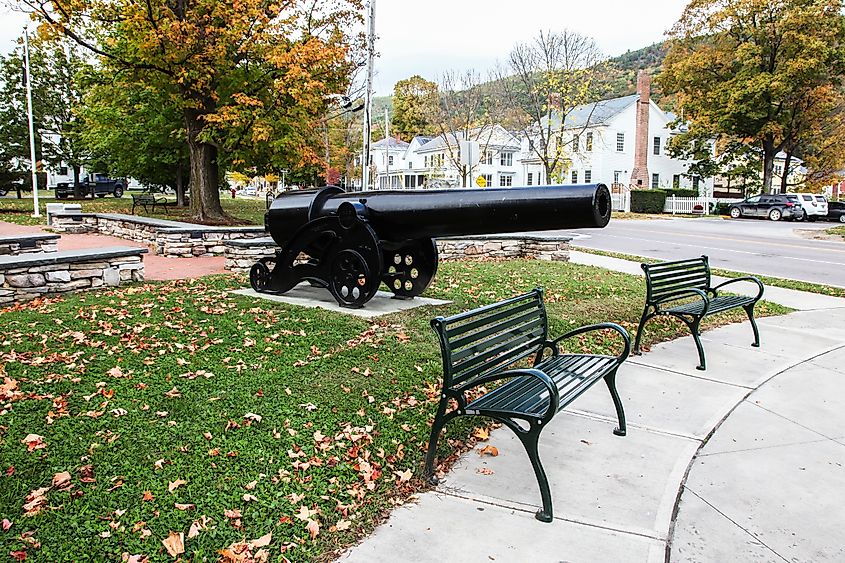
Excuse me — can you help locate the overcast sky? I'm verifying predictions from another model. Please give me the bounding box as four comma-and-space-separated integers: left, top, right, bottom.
0, 1, 690, 94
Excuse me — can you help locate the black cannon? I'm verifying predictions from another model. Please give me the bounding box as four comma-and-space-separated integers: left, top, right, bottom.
251, 184, 612, 308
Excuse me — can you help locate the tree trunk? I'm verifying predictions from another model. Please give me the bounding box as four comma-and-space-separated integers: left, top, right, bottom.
185, 112, 227, 222
72, 165, 82, 199
175, 162, 185, 207
761, 138, 776, 194
780, 152, 792, 194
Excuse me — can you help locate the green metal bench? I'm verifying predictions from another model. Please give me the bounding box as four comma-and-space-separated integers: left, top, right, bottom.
633, 255, 764, 371
425, 288, 630, 523
131, 193, 169, 215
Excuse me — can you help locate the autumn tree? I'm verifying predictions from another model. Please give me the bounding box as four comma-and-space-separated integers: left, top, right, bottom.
494, 30, 607, 184
24, 0, 362, 222
660, 0, 845, 194
392, 75, 438, 140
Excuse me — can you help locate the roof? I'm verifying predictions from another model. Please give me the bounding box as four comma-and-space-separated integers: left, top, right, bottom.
371, 137, 409, 150
545, 94, 639, 130
416, 126, 520, 153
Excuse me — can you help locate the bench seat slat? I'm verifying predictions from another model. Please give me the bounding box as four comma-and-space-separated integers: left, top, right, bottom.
665, 294, 753, 316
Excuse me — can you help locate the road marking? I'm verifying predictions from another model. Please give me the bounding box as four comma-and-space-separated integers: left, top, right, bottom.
577, 234, 845, 267
603, 226, 845, 253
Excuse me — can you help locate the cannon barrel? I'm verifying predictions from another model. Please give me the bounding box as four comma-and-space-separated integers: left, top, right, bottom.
266, 184, 611, 247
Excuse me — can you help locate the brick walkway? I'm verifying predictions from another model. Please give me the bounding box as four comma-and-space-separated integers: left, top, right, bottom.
0, 220, 227, 281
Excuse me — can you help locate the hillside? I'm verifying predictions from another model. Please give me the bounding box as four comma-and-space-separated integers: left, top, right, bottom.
602, 42, 672, 106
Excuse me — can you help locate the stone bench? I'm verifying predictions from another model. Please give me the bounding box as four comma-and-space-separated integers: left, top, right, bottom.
50, 213, 265, 257
0, 234, 60, 256
0, 247, 147, 305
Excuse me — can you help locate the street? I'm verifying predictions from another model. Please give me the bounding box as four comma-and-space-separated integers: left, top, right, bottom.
559, 217, 845, 287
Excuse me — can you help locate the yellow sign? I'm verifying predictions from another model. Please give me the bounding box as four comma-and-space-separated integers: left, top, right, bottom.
476, 175, 487, 188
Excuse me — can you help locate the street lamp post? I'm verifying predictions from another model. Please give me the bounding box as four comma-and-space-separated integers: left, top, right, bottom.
23, 27, 40, 218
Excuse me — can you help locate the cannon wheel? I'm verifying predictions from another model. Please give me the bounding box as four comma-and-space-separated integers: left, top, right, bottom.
329, 248, 381, 308
382, 238, 438, 299
249, 257, 275, 292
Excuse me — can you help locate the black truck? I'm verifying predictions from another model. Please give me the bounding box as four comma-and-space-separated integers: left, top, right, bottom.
55, 173, 126, 199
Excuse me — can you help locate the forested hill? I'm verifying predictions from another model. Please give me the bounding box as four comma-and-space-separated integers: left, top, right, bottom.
602, 42, 671, 105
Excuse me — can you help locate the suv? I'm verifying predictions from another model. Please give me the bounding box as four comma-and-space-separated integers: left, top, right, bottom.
787, 193, 828, 221
728, 194, 801, 221
55, 173, 126, 199
826, 201, 845, 223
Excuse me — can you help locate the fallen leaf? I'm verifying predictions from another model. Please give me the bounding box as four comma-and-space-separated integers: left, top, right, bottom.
472, 427, 490, 441
51, 471, 72, 490
305, 519, 320, 539
21, 434, 46, 452
9, 550, 26, 561
167, 479, 187, 493
224, 508, 242, 519
251, 532, 272, 548
141, 491, 154, 502
244, 412, 262, 423
242, 493, 258, 502
2, 518, 12, 531
153, 459, 166, 470
295, 505, 317, 521
479, 445, 499, 457
174, 503, 195, 511
202, 432, 213, 441
335, 519, 351, 531
161, 531, 184, 557
244, 480, 257, 490
99, 531, 111, 538
394, 469, 412, 482
164, 387, 181, 399
476, 467, 495, 475
121, 554, 148, 563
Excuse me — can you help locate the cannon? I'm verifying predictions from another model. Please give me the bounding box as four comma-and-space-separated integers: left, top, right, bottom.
251, 183, 612, 308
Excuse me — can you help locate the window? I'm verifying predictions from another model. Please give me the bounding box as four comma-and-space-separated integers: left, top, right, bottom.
613, 170, 622, 184
692, 176, 700, 191
482, 151, 493, 165
571, 170, 578, 183
424, 156, 429, 168
616, 132, 625, 152
653, 137, 661, 156
482, 174, 493, 187
528, 140, 535, 153
500, 152, 513, 166
774, 164, 783, 175
499, 174, 513, 187
673, 174, 680, 189
58, 166, 68, 175
651, 173, 659, 189
408, 161, 412, 170
585, 133, 593, 152
584, 170, 592, 183
572, 135, 580, 151
527, 172, 533, 186
388, 155, 394, 166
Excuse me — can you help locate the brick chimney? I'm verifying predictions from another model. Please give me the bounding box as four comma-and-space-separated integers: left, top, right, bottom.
629, 71, 651, 188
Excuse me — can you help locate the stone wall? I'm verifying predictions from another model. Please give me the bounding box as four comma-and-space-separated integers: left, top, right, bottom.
51, 213, 265, 257
0, 250, 145, 305
223, 235, 572, 273
0, 236, 59, 256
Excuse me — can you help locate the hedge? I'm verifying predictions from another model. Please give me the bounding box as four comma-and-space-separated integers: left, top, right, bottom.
631, 189, 667, 213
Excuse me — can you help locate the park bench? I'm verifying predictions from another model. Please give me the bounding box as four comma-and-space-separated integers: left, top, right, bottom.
131, 193, 169, 215
425, 288, 630, 522
633, 255, 764, 371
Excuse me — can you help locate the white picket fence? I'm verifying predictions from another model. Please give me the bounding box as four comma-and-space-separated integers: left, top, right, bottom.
663, 196, 743, 215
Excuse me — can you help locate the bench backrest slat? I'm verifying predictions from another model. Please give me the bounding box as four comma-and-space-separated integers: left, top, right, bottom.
642, 255, 710, 302
432, 288, 547, 388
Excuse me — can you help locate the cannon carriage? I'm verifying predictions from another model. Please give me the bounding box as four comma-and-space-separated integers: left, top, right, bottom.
251, 183, 612, 308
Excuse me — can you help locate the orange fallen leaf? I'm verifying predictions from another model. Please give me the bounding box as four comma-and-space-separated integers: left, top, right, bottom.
479, 445, 499, 457
305, 519, 320, 539
21, 434, 46, 452
52, 471, 72, 490
472, 427, 490, 441
141, 491, 154, 501
162, 530, 184, 557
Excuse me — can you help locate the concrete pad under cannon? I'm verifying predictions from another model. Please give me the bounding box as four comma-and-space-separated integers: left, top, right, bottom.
339, 492, 666, 563
231, 285, 450, 318
568, 362, 748, 439
438, 412, 699, 539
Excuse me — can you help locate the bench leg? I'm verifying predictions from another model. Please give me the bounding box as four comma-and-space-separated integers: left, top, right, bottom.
632, 306, 651, 355
515, 423, 553, 523
686, 317, 707, 371
744, 304, 760, 348
604, 369, 626, 436
424, 401, 450, 485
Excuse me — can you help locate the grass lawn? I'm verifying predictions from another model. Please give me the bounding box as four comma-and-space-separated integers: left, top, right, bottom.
0, 260, 790, 561
828, 225, 845, 237
0, 192, 266, 227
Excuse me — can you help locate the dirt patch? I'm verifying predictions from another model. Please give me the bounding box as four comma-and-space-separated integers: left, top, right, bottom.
794, 228, 845, 242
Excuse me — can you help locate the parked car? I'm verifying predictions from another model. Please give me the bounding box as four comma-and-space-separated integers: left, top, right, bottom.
728, 194, 802, 221
55, 173, 126, 199
825, 201, 845, 223
787, 192, 828, 221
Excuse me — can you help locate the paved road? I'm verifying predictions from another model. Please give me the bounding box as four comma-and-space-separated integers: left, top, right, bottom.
559, 217, 845, 287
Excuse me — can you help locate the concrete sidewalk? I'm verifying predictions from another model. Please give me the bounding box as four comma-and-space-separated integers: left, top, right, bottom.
339, 256, 845, 562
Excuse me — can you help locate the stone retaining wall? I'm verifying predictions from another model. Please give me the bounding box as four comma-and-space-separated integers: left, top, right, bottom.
51, 213, 265, 257
0, 249, 145, 305
223, 235, 571, 273
0, 235, 59, 256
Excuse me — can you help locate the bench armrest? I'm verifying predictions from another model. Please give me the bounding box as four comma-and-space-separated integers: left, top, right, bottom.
458, 368, 560, 421
652, 287, 710, 313
545, 322, 631, 364
710, 276, 764, 302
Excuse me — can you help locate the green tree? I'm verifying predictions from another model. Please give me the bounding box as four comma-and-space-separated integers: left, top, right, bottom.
661, 0, 845, 194
392, 75, 438, 139
25, 0, 362, 222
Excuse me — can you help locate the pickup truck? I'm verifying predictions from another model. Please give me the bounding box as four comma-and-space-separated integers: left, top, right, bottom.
55, 174, 126, 199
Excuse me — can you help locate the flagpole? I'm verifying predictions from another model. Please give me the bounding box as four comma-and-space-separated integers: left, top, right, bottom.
361, 0, 375, 191
23, 27, 40, 218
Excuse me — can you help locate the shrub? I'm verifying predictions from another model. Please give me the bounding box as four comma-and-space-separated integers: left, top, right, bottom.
631, 189, 667, 213
663, 188, 699, 198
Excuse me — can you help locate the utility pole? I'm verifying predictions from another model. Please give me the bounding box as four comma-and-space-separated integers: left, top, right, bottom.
384, 107, 389, 189
361, 0, 375, 192
23, 27, 40, 218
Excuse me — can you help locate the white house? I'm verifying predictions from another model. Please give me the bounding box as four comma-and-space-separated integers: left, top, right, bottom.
521, 72, 714, 197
